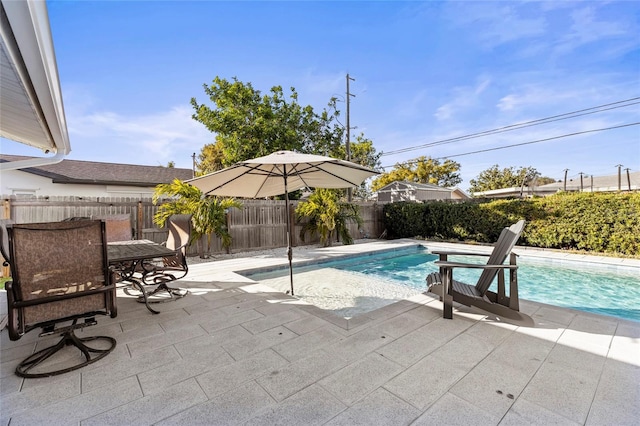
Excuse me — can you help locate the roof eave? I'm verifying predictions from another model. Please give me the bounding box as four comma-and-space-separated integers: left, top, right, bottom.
0, 0, 70, 167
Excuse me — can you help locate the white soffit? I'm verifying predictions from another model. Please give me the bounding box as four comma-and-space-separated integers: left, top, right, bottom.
0, 0, 70, 170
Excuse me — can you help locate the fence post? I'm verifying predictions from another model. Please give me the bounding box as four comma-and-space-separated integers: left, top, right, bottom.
374, 203, 378, 237
2, 199, 10, 220
136, 201, 143, 239
225, 210, 231, 254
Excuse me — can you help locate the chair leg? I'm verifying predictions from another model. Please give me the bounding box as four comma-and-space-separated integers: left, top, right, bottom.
16, 330, 116, 378
143, 275, 188, 302
443, 268, 453, 319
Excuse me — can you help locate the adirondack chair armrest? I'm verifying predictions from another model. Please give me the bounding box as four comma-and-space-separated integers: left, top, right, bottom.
431, 250, 491, 257
434, 261, 518, 270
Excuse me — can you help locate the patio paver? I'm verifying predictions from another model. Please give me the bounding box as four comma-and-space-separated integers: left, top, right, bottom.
1, 240, 638, 425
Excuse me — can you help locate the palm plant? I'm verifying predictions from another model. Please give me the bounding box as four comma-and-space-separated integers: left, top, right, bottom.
296, 188, 363, 246
153, 179, 242, 254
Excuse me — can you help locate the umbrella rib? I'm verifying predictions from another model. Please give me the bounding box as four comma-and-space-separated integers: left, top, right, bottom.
292, 162, 366, 187
204, 163, 269, 198
253, 164, 280, 198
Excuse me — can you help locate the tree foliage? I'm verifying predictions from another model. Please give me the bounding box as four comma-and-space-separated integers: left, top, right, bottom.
191, 77, 381, 178
197, 141, 226, 175
334, 133, 382, 171
371, 156, 461, 191
469, 165, 553, 193
192, 77, 342, 171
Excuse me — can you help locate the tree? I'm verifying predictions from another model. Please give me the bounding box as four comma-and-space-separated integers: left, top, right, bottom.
191, 77, 345, 171
152, 179, 242, 254
197, 140, 226, 175
332, 133, 382, 171
371, 156, 462, 191
296, 189, 363, 246
535, 176, 556, 186
331, 133, 382, 199
191, 78, 382, 176
468, 165, 552, 193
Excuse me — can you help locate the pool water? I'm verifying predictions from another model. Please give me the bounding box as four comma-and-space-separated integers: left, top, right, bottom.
247, 246, 640, 322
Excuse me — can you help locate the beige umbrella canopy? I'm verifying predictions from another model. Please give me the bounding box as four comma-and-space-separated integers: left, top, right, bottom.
186, 150, 379, 295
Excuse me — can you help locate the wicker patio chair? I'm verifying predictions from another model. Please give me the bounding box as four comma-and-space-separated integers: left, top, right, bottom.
5, 220, 117, 378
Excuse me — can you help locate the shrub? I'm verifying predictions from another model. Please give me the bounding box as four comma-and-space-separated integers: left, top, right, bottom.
382, 192, 640, 256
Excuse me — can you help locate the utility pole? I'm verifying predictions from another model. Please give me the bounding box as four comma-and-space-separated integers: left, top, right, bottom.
192, 153, 197, 179
590, 175, 594, 192
578, 172, 585, 192
563, 169, 569, 191
616, 164, 623, 191
346, 73, 356, 201
626, 168, 632, 191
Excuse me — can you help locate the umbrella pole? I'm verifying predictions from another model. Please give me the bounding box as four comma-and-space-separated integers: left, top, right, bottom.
284, 168, 294, 295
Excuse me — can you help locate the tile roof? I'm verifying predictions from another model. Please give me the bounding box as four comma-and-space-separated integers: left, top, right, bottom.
0, 154, 194, 187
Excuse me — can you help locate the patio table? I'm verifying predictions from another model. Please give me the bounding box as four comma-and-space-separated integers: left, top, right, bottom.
107, 239, 184, 314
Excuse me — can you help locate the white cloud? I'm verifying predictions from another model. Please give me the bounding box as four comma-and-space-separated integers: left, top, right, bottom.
445, 2, 546, 49
435, 76, 492, 121
555, 6, 631, 54
66, 104, 212, 168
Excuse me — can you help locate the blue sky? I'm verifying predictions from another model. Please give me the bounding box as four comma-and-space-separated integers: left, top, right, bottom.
3, 0, 639, 190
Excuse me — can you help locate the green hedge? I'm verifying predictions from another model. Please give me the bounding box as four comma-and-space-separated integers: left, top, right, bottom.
383, 192, 640, 256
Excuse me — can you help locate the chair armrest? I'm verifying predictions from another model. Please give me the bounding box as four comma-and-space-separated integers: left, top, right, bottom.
434, 261, 518, 270
430, 250, 491, 257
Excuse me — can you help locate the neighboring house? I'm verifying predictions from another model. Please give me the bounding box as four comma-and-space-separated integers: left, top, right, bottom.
472, 171, 640, 198
0, 154, 194, 198
375, 181, 470, 203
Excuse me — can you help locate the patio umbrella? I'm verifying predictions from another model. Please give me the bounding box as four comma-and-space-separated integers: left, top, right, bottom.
186, 150, 379, 295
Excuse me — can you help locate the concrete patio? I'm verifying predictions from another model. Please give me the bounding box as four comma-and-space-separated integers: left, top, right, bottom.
1, 240, 638, 425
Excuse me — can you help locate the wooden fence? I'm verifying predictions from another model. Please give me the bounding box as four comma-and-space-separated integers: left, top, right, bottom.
1, 196, 385, 275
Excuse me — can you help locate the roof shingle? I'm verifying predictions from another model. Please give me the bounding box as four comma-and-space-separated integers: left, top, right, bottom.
0, 155, 194, 187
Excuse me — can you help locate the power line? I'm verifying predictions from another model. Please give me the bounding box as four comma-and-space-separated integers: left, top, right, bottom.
381, 122, 640, 169
382, 97, 640, 157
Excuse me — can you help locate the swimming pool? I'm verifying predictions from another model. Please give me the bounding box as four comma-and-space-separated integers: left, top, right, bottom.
245, 246, 640, 322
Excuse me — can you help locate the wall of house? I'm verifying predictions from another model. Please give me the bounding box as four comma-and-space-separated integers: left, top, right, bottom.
377, 190, 415, 203
377, 189, 453, 202
0, 169, 156, 198
415, 190, 451, 201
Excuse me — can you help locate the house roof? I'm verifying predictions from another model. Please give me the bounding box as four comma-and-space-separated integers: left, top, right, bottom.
0, 0, 70, 169
536, 171, 640, 192
1, 154, 193, 187
375, 180, 471, 200
472, 171, 640, 197
376, 181, 447, 192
